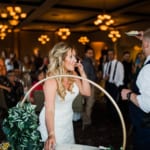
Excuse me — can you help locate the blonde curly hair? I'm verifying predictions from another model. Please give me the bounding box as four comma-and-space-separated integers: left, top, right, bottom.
47, 42, 75, 99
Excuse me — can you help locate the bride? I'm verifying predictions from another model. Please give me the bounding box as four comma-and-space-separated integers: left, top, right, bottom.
38, 42, 91, 150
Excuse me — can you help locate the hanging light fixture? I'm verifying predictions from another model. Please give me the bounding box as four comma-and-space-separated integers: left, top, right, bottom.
94, 0, 115, 31
38, 34, 50, 45
0, 5, 27, 26
94, 14, 115, 31
108, 30, 121, 42
56, 27, 71, 40
78, 36, 90, 45
0, 24, 12, 40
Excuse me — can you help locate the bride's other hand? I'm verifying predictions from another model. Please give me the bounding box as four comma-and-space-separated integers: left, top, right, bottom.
75, 61, 85, 75
44, 135, 56, 150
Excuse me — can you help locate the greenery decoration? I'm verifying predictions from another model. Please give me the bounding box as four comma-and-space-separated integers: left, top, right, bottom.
2, 102, 43, 150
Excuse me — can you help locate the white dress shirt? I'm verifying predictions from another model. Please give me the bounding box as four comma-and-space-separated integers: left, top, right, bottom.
5, 58, 14, 71
103, 59, 124, 87
137, 55, 150, 113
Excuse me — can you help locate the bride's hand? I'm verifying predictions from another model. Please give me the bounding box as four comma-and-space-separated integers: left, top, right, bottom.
75, 61, 85, 75
44, 135, 56, 150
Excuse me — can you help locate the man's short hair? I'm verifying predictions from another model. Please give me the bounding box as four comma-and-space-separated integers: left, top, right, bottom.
84, 45, 93, 53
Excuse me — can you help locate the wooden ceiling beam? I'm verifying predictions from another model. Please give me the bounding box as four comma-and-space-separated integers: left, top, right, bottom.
18, 0, 60, 28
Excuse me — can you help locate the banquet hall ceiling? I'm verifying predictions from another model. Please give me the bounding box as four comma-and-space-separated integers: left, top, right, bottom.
0, 0, 150, 33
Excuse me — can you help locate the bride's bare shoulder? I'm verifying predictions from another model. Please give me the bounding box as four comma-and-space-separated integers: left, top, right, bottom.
44, 78, 57, 89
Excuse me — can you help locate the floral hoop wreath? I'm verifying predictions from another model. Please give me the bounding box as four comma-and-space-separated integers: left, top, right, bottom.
21, 74, 126, 150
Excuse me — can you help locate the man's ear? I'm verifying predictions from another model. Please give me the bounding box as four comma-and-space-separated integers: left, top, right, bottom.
147, 39, 150, 49
143, 40, 149, 49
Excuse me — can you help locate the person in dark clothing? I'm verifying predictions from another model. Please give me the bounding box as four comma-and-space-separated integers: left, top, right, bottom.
121, 29, 150, 150
121, 51, 133, 119
34, 49, 43, 71
4, 70, 24, 108
82, 46, 97, 126
122, 51, 133, 88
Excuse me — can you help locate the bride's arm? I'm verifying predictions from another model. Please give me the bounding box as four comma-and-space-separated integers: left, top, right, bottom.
44, 79, 57, 150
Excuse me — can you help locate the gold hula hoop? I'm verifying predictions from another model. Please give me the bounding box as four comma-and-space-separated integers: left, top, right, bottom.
21, 74, 126, 150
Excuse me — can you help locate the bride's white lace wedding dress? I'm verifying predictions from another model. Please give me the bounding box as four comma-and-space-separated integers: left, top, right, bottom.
38, 83, 79, 144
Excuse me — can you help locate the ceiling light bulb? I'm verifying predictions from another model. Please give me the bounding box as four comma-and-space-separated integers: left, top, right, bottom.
15, 6, 22, 13
98, 15, 104, 20
9, 19, 19, 26
104, 14, 111, 20
61, 35, 67, 40
105, 21, 111, 26
46, 38, 50, 42
108, 34, 113, 38
10, 11, 16, 16
1, 13, 8, 18
0, 24, 3, 29
6, 6, 13, 12
20, 13, 27, 18
116, 34, 121, 38
112, 37, 117, 42
0, 36, 5, 40
109, 19, 115, 24
41, 41, 46, 44
13, 15, 19, 20
99, 25, 108, 31
7, 29, 12, 33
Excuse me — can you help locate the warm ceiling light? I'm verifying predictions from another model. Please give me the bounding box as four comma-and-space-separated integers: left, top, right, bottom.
0, 24, 12, 40
0, 32, 6, 40
61, 35, 67, 40
20, 13, 27, 18
7, 29, 12, 33
9, 19, 19, 26
10, 11, 16, 16
108, 29, 121, 42
1, 12, 8, 18
78, 36, 90, 45
99, 24, 108, 31
103, 14, 111, 20
112, 37, 117, 42
57, 27, 71, 40
6, 6, 13, 12
14, 6, 22, 13
13, 15, 19, 20
38, 34, 50, 44
94, 13, 115, 31
1, 5, 27, 27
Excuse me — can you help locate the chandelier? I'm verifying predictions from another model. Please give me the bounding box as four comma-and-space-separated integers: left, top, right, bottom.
108, 30, 121, 42
0, 24, 12, 40
0, 6, 27, 26
38, 34, 50, 45
78, 36, 90, 45
94, 14, 115, 31
56, 28, 71, 40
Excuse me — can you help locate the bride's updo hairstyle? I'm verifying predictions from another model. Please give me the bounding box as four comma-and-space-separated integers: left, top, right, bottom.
47, 42, 75, 99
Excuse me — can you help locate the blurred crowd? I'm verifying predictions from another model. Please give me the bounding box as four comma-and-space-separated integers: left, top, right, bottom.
0, 46, 145, 121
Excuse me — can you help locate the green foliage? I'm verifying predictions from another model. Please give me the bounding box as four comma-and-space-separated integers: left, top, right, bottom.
2, 102, 43, 150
